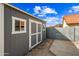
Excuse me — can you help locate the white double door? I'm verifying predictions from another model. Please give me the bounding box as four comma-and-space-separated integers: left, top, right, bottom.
29, 20, 42, 50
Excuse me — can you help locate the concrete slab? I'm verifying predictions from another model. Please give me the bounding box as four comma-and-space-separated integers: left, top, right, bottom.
49, 40, 79, 56
26, 39, 55, 56
72, 41, 79, 50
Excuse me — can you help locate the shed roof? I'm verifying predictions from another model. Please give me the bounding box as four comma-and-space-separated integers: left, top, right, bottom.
63, 14, 79, 24
4, 3, 46, 23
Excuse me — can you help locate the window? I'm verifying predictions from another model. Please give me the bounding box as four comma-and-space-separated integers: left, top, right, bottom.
31, 22, 36, 34
12, 16, 26, 34
43, 24, 46, 31
38, 24, 41, 32
20, 21, 25, 31
15, 20, 20, 31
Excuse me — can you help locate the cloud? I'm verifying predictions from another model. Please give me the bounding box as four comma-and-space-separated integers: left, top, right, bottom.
62, 15, 64, 18
33, 6, 58, 16
34, 6, 41, 14
72, 5, 79, 12
68, 5, 79, 13
42, 7, 57, 14
68, 10, 73, 13
26, 9, 30, 11
44, 17, 59, 26
38, 14, 45, 17
46, 17, 58, 23
33, 6, 58, 26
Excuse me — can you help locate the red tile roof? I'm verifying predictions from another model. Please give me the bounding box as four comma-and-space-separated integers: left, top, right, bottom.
63, 14, 79, 24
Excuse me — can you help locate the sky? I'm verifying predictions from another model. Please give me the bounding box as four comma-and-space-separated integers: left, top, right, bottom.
10, 3, 79, 27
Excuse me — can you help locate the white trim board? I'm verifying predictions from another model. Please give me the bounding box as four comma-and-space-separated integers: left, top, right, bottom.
12, 16, 27, 34
0, 4, 4, 56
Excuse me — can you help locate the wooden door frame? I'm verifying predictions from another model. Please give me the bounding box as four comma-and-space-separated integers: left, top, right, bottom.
29, 19, 42, 50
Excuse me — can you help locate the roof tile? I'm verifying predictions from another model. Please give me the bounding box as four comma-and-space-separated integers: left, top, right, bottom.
63, 14, 79, 24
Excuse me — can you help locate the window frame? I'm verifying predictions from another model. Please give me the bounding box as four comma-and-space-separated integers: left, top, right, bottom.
42, 24, 46, 31
12, 16, 27, 34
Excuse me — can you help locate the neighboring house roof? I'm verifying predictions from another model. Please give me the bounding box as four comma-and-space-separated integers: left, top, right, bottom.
63, 14, 79, 24
3, 3, 46, 23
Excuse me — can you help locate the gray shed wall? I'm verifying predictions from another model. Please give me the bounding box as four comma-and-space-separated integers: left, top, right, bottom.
4, 4, 46, 56
4, 5, 29, 56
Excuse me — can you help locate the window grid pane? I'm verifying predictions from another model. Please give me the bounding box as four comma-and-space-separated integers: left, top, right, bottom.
38, 24, 41, 32
15, 20, 20, 31
20, 21, 25, 31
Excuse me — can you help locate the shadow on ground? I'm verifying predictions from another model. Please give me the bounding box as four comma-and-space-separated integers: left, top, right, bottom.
47, 27, 79, 56
26, 39, 56, 56
26, 27, 79, 56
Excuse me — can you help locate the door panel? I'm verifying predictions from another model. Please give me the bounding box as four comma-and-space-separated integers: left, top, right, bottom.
38, 24, 42, 43
38, 34, 41, 42
38, 24, 41, 32
31, 22, 36, 34
31, 35, 37, 46
29, 20, 42, 49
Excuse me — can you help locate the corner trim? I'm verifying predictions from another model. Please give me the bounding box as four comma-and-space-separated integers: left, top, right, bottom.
0, 4, 4, 56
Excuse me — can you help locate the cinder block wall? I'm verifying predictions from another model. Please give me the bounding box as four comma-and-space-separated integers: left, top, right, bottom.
46, 26, 79, 41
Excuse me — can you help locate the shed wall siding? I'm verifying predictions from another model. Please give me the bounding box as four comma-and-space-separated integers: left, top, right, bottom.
4, 5, 46, 56
4, 5, 29, 56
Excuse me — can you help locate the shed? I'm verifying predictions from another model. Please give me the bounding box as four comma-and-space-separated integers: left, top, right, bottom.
0, 3, 46, 56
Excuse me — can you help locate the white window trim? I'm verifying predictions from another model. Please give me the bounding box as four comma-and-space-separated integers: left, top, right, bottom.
12, 16, 27, 34
30, 20, 42, 35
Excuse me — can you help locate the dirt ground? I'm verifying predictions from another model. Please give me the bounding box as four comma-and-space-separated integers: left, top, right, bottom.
26, 39, 55, 56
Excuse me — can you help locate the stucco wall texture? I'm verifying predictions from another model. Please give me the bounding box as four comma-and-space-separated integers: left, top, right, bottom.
46, 26, 79, 41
